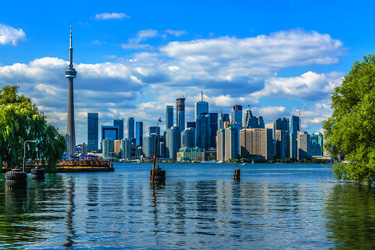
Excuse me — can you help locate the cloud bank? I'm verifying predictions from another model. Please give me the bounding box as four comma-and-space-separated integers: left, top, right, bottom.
0, 29, 344, 142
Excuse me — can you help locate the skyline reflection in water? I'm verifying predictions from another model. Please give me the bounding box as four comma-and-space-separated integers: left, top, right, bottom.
0, 163, 372, 249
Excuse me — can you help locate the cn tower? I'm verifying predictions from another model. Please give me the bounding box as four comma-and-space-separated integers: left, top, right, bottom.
65, 23, 77, 156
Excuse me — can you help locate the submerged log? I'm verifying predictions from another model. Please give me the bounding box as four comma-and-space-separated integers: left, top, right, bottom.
233, 169, 241, 181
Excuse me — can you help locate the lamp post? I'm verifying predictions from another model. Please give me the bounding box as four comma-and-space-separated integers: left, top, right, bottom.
23, 140, 37, 172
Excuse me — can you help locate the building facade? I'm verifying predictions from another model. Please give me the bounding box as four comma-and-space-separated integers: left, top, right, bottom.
297, 131, 311, 160
113, 119, 124, 140
102, 138, 114, 160
176, 98, 185, 132
231, 105, 243, 124
177, 147, 205, 162
136, 121, 143, 147
166, 126, 181, 160
216, 129, 225, 162
87, 113, 98, 152
128, 117, 135, 139
224, 127, 238, 162
240, 128, 273, 161
166, 105, 174, 130
121, 138, 131, 160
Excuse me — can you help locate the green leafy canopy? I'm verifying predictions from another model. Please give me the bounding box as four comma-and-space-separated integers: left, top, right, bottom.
323, 55, 375, 183
0, 85, 66, 170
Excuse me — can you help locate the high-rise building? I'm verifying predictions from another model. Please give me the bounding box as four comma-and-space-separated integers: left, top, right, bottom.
195, 91, 209, 121
114, 119, 124, 140
81, 143, 88, 156
275, 130, 289, 159
240, 128, 273, 161
166, 126, 181, 159
65, 23, 77, 156
297, 131, 311, 160
231, 105, 243, 124
311, 132, 324, 156
142, 133, 157, 158
148, 126, 160, 136
102, 138, 114, 160
290, 115, 301, 159
114, 140, 121, 157
218, 113, 230, 130
181, 127, 195, 148
290, 115, 300, 135
87, 113, 98, 152
195, 113, 210, 150
176, 98, 186, 132
225, 127, 238, 162
209, 113, 218, 149
166, 105, 174, 130
128, 117, 135, 139
243, 109, 258, 128
257, 116, 265, 128
274, 118, 289, 138
102, 126, 119, 142
216, 129, 225, 162
187, 121, 196, 129
120, 138, 131, 160
136, 121, 143, 147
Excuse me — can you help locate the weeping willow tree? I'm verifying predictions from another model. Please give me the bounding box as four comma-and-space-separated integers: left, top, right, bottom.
0, 85, 66, 170
323, 55, 375, 184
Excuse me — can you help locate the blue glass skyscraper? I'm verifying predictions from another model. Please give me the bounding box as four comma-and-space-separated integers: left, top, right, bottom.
136, 121, 143, 147
166, 105, 174, 130
113, 119, 124, 140
128, 117, 135, 139
87, 113, 98, 152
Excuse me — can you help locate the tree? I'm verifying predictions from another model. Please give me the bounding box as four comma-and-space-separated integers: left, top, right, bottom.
323, 55, 375, 183
0, 85, 66, 170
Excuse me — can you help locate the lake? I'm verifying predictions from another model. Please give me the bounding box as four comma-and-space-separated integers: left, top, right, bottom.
0, 163, 374, 249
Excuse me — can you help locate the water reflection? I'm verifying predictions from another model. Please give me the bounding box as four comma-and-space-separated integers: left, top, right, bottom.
63, 177, 76, 249
325, 184, 375, 249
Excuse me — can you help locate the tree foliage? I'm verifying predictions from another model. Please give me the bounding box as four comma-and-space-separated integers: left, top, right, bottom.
0, 85, 66, 170
323, 55, 375, 183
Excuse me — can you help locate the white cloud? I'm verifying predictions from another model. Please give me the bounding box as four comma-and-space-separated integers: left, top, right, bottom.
0, 29, 346, 143
92, 40, 106, 45
122, 29, 158, 50
94, 12, 130, 20
165, 29, 187, 37
0, 24, 26, 46
252, 71, 344, 101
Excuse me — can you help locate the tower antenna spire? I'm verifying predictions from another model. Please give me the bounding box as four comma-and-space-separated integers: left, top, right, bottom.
201, 90, 203, 102
69, 22, 73, 68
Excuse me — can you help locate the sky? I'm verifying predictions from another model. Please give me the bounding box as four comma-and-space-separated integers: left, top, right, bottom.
1, 0, 375, 144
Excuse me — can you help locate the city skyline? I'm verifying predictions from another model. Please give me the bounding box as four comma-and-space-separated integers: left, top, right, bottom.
1, 0, 374, 144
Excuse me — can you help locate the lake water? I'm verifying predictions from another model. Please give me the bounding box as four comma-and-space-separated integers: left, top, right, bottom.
0, 163, 374, 249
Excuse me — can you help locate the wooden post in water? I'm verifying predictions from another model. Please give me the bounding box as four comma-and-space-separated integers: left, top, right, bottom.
233, 169, 240, 181
151, 118, 165, 183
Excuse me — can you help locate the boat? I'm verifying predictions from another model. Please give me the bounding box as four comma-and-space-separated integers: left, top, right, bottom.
251, 160, 254, 164
242, 163, 248, 165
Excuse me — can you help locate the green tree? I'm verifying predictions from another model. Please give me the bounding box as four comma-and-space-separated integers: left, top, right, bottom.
323, 55, 375, 183
0, 85, 66, 170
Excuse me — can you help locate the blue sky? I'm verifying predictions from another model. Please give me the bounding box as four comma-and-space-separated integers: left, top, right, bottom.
1, 0, 374, 144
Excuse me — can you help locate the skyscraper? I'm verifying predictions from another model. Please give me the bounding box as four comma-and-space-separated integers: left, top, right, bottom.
290, 115, 300, 159
218, 112, 230, 130
243, 109, 258, 128
65, 23, 77, 156
297, 131, 311, 160
136, 121, 143, 147
225, 127, 238, 162
231, 105, 243, 124
209, 113, 218, 148
273, 118, 289, 138
114, 119, 124, 140
217, 129, 225, 162
240, 128, 273, 161
176, 98, 185, 132
195, 91, 209, 121
102, 126, 119, 142
149, 126, 160, 136
128, 117, 135, 139
166, 105, 174, 130
195, 113, 210, 149
87, 113, 98, 152
166, 126, 181, 159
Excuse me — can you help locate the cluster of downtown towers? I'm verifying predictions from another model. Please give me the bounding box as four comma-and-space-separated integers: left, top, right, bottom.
86, 96, 324, 162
